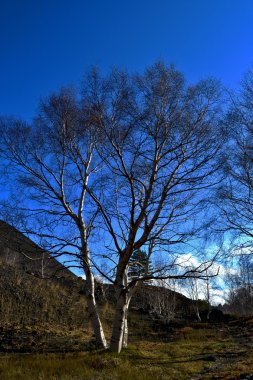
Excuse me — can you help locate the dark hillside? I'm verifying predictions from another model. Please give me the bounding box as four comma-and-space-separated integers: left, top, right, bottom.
0, 220, 75, 279
0, 258, 94, 352
0, 260, 86, 329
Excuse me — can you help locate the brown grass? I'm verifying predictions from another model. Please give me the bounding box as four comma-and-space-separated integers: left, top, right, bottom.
0, 325, 252, 380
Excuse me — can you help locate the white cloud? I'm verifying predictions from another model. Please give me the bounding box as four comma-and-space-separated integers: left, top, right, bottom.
174, 253, 233, 305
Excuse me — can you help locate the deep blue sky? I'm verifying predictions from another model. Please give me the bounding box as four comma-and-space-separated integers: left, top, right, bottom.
1, 0, 253, 120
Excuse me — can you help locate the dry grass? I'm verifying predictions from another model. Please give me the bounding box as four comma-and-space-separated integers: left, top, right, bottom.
0, 325, 252, 380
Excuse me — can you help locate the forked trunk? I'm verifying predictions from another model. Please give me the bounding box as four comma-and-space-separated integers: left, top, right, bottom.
86, 272, 108, 349
110, 265, 137, 352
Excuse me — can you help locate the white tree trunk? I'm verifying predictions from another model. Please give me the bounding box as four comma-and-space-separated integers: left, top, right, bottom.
86, 271, 108, 349
123, 297, 134, 348
196, 307, 201, 322
122, 311, 128, 348
81, 232, 107, 349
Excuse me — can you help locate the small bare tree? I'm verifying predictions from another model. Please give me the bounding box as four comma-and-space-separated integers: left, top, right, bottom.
184, 272, 202, 321
151, 278, 177, 323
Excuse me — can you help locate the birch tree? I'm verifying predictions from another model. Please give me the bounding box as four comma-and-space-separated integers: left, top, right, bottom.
0, 88, 108, 348
220, 68, 253, 250
0, 62, 223, 353
184, 274, 202, 321
84, 63, 223, 352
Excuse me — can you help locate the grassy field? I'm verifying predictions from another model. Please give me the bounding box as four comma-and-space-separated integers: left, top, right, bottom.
0, 321, 253, 380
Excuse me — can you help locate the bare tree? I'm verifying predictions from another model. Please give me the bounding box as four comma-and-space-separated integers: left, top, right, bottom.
219, 68, 253, 252
151, 278, 178, 323
0, 62, 223, 353
83, 63, 223, 352
184, 272, 202, 321
179, 257, 220, 321
0, 87, 108, 348
224, 254, 253, 316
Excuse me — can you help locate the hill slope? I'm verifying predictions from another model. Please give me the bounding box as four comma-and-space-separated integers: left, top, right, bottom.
0, 259, 86, 329
0, 220, 75, 279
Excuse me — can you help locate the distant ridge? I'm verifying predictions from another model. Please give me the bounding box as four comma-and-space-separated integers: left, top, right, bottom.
0, 220, 75, 279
